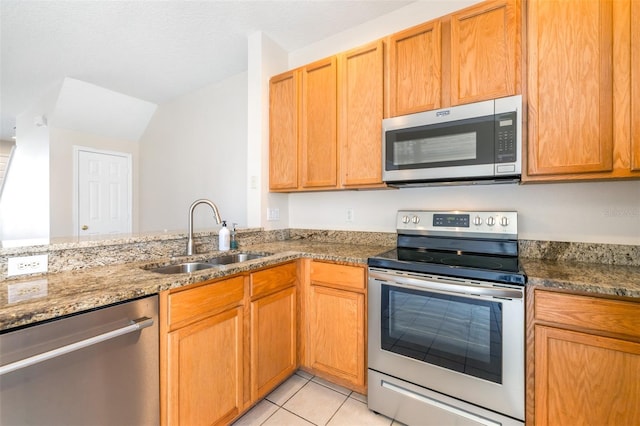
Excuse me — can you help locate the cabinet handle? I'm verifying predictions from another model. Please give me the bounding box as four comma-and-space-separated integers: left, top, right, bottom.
0, 317, 154, 376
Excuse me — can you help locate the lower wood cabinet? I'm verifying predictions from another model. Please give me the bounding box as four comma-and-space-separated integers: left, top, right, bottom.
250, 262, 298, 401
528, 288, 640, 425
160, 258, 370, 423
161, 276, 245, 426
160, 262, 299, 426
303, 260, 367, 393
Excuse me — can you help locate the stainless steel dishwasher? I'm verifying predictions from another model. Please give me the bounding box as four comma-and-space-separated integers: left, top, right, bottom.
0, 295, 159, 425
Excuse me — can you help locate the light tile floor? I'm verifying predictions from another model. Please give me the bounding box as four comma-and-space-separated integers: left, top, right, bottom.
233, 370, 405, 426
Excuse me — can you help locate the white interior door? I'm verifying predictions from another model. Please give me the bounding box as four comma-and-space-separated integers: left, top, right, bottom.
76, 148, 131, 236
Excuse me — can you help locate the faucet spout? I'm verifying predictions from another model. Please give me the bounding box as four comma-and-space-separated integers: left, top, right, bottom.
186, 199, 222, 255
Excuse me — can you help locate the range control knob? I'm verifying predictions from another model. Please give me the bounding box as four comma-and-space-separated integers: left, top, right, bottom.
473, 216, 483, 226
500, 216, 510, 227
486, 216, 496, 226
401, 215, 411, 224
411, 216, 420, 224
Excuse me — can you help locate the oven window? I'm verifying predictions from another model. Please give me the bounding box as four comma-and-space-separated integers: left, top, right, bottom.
381, 284, 503, 384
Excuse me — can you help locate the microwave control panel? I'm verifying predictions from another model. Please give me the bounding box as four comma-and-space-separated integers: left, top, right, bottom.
495, 111, 517, 163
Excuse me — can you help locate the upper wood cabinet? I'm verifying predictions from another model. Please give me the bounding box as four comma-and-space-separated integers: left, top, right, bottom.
632, 0, 640, 171
386, 0, 520, 117
526, 0, 639, 181
269, 41, 385, 192
387, 20, 442, 116
449, 0, 521, 106
300, 57, 338, 189
269, 70, 299, 191
339, 40, 385, 188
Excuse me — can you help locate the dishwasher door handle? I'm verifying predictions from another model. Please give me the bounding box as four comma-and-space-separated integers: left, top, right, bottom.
0, 317, 154, 376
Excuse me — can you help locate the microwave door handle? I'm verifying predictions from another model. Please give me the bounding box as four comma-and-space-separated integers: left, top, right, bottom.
369, 270, 523, 300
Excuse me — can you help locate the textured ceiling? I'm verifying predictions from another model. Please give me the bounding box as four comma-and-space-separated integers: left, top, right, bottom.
0, 0, 414, 140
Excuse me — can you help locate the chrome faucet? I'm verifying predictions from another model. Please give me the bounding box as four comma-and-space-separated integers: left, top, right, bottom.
186, 199, 222, 255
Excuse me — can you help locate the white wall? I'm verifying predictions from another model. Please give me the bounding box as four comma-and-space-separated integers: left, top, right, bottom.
49, 127, 140, 238
247, 32, 290, 230
139, 72, 248, 233
0, 86, 58, 243
288, 181, 640, 245
274, 0, 640, 245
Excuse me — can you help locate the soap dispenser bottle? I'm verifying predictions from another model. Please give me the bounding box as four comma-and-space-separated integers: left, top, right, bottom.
218, 221, 230, 251
230, 223, 238, 249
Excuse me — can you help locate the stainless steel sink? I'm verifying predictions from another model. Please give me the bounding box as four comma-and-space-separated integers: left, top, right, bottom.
147, 262, 216, 274
145, 253, 270, 274
205, 253, 268, 265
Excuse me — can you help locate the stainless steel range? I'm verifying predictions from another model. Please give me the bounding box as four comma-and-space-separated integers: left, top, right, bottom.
367, 210, 525, 426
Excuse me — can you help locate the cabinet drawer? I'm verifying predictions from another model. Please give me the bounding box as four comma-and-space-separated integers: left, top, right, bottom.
534, 290, 640, 339
168, 276, 244, 328
251, 262, 297, 299
310, 261, 365, 291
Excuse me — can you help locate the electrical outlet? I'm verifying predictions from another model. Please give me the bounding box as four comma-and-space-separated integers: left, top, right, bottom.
7, 254, 48, 276
267, 208, 280, 221
346, 208, 354, 222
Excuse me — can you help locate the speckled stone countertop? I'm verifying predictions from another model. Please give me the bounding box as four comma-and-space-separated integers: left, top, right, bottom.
519, 239, 640, 299
0, 240, 392, 332
521, 259, 640, 298
2, 231, 639, 333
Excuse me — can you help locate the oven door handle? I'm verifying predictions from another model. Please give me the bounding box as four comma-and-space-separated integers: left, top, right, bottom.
369, 270, 523, 299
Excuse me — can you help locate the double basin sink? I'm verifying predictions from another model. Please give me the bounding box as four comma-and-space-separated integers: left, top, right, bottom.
148, 252, 269, 274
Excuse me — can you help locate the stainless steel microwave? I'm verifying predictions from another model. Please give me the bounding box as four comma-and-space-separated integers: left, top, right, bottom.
382, 95, 522, 187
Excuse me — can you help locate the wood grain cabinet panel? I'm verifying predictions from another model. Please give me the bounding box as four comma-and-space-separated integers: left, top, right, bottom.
632, 0, 640, 171
166, 307, 243, 426
449, 0, 520, 105
308, 285, 365, 390
534, 325, 640, 425
339, 40, 385, 188
529, 288, 640, 425
300, 57, 338, 189
304, 260, 367, 393
161, 276, 246, 426
387, 20, 442, 116
250, 286, 297, 401
269, 70, 299, 191
526, 0, 639, 181
527, 0, 614, 176
249, 262, 298, 401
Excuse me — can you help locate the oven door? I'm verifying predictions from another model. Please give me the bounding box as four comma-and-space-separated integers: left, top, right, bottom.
368, 267, 524, 422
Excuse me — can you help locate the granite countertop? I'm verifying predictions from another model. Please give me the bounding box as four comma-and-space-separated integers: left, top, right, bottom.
2, 238, 639, 332
0, 240, 392, 332
521, 258, 640, 298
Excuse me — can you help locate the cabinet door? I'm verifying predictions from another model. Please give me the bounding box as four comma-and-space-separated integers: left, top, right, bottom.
250, 287, 297, 401
166, 307, 243, 426
307, 285, 365, 389
300, 57, 337, 189
632, 0, 640, 171
339, 40, 385, 188
387, 19, 442, 116
449, 0, 520, 105
527, 0, 614, 176
269, 70, 299, 191
534, 325, 640, 425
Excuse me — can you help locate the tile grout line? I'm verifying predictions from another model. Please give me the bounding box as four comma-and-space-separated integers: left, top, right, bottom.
323, 393, 351, 426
